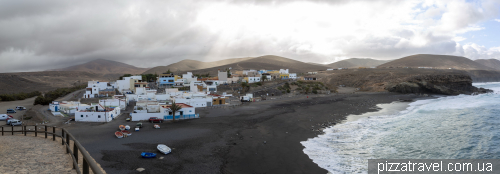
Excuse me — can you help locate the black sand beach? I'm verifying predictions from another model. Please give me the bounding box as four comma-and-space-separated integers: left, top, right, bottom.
66, 92, 424, 174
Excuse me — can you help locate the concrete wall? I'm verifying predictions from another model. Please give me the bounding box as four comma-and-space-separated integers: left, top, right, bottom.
130, 113, 165, 121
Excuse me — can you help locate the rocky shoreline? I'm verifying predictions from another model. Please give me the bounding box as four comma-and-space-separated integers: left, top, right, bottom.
385, 74, 493, 95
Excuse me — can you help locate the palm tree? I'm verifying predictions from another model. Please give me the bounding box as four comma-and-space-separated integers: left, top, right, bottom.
169, 102, 183, 122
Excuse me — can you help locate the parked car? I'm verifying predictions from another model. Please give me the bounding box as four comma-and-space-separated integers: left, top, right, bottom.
6, 119, 19, 125
136, 122, 143, 128
149, 117, 163, 123
0, 114, 12, 121
10, 120, 22, 126
15, 106, 26, 110
6, 109, 16, 113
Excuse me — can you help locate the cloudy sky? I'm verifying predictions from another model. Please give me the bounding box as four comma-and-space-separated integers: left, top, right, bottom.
1, 0, 500, 73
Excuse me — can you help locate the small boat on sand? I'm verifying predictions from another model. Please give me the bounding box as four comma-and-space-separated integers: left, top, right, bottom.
154, 124, 160, 129
119, 125, 125, 130
157, 144, 172, 155
125, 125, 130, 130
121, 130, 132, 136
126, 118, 131, 121
115, 131, 123, 138
141, 152, 157, 158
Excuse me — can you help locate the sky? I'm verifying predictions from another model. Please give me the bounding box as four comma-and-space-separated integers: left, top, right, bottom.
1, 0, 500, 73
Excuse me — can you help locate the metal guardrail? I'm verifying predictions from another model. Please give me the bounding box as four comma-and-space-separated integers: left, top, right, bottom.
1, 125, 103, 174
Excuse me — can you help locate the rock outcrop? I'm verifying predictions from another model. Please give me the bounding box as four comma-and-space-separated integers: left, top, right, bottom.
385, 74, 492, 95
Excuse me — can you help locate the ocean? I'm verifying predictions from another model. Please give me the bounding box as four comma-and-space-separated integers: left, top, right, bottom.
301, 82, 500, 173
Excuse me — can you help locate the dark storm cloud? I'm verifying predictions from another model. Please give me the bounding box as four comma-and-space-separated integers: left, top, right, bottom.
0, 0, 499, 73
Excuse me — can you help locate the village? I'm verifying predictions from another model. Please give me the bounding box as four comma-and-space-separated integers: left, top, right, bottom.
42, 68, 326, 124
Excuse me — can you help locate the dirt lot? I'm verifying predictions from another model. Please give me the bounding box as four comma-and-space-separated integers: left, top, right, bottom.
0, 97, 36, 126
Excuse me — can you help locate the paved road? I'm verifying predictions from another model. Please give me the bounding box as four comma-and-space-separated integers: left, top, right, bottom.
36, 89, 86, 126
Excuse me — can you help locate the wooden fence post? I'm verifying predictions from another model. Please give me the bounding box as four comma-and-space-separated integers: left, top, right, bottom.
45, 126, 47, 138
35, 126, 37, 137
73, 142, 78, 169
12, 126, 14, 135
1, 127, 3, 136
66, 132, 70, 153
24, 126, 26, 136
83, 159, 89, 174
53, 126, 56, 141
61, 129, 64, 145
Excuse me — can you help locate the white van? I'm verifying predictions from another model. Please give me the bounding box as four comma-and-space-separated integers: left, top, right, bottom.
10, 120, 22, 126
16, 106, 26, 110
0, 114, 10, 121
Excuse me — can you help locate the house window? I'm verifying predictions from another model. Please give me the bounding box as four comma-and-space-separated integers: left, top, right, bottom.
86, 115, 88, 117
81, 115, 83, 117
169, 111, 173, 115
98, 115, 101, 118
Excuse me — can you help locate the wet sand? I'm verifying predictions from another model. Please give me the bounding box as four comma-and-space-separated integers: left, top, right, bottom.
65, 92, 424, 174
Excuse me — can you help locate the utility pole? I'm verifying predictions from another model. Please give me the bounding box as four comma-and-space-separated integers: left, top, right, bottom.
104, 100, 107, 122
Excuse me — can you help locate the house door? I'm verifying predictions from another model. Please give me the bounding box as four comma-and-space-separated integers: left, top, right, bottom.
55, 106, 58, 112
219, 100, 222, 104
95, 106, 98, 111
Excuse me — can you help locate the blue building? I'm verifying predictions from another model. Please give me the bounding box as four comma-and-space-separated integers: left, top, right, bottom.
159, 73, 175, 87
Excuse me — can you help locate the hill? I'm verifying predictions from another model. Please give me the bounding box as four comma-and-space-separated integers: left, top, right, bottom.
52, 59, 148, 74
144, 57, 254, 74
183, 55, 328, 75
474, 59, 500, 70
377, 54, 494, 70
0, 71, 120, 95
326, 58, 389, 69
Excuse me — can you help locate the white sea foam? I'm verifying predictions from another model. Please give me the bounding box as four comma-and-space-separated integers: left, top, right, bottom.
302, 83, 500, 174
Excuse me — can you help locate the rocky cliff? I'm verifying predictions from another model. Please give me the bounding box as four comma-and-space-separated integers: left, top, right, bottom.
385, 74, 491, 95
318, 69, 493, 95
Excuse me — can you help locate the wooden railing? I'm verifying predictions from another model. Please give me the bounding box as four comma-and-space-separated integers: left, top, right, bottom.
1, 125, 104, 174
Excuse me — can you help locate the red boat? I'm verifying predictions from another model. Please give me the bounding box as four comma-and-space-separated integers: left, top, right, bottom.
115, 131, 123, 138
121, 130, 132, 136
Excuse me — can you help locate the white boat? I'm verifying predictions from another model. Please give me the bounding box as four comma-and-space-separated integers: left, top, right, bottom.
154, 124, 160, 129
157, 144, 172, 155
125, 125, 130, 130
115, 131, 123, 138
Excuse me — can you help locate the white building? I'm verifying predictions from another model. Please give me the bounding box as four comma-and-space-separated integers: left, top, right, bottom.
99, 98, 126, 110
205, 80, 217, 92
243, 69, 257, 75
173, 95, 212, 107
245, 76, 261, 83
58, 101, 91, 114
279, 69, 289, 74
130, 103, 198, 121
218, 70, 228, 83
115, 76, 143, 92
190, 81, 205, 92
75, 104, 121, 122
289, 73, 297, 79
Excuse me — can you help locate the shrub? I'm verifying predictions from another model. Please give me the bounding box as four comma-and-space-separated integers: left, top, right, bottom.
34, 85, 85, 105
312, 90, 318, 94
0, 91, 42, 101
286, 89, 290, 93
